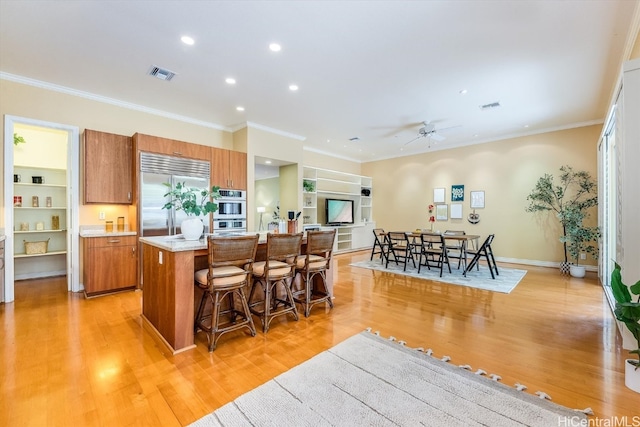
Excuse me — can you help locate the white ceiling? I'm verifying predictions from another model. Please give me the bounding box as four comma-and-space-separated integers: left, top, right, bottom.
1, 1, 638, 162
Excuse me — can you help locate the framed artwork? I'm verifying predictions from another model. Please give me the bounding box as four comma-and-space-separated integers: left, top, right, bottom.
451, 185, 464, 202
436, 204, 448, 220
470, 191, 485, 209
433, 188, 445, 203
450, 203, 463, 219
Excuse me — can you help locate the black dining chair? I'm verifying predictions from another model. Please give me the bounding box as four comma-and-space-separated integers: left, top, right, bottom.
418, 232, 451, 277
443, 230, 466, 269
385, 232, 416, 271
464, 234, 499, 279
370, 228, 388, 264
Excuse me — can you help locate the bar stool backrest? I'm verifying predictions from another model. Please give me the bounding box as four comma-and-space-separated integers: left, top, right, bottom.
207, 234, 259, 286
266, 232, 304, 271
303, 229, 336, 269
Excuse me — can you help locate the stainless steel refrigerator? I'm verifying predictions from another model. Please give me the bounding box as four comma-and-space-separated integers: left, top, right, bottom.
139, 152, 211, 237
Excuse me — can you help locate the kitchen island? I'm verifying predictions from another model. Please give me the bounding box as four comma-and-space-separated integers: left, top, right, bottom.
139, 233, 335, 354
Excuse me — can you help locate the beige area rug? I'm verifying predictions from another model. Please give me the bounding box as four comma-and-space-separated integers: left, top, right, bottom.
190, 330, 589, 426
350, 259, 526, 293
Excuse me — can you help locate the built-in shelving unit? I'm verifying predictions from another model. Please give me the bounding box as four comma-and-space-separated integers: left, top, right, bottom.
13, 165, 67, 278
303, 166, 375, 253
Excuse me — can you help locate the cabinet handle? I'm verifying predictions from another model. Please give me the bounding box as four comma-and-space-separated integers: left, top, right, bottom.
173, 151, 183, 156
108, 239, 121, 243
132, 246, 136, 255
128, 192, 131, 201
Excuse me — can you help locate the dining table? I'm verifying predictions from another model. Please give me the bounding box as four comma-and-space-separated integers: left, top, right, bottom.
405, 231, 480, 274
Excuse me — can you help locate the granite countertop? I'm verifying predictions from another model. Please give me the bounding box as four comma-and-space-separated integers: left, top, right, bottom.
140, 232, 266, 252
79, 225, 137, 238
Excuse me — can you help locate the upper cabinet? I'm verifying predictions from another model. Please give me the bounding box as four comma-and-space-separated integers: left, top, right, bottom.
211, 147, 247, 189
134, 133, 210, 160
84, 129, 133, 204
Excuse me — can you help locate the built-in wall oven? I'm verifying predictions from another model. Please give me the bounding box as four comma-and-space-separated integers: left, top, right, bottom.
214, 189, 247, 232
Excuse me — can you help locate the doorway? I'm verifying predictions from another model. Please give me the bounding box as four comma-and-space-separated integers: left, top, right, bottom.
3, 115, 80, 302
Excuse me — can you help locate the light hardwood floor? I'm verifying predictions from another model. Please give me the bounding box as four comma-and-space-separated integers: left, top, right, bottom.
1, 251, 637, 426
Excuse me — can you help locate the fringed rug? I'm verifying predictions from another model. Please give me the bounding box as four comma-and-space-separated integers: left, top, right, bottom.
350, 259, 526, 293
190, 329, 589, 426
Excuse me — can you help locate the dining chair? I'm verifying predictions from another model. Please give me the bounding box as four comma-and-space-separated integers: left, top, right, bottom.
464, 234, 499, 279
194, 234, 259, 352
443, 230, 466, 269
293, 229, 336, 317
418, 232, 451, 277
370, 228, 388, 264
249, 233, 302, 333
385, 231, 416, 271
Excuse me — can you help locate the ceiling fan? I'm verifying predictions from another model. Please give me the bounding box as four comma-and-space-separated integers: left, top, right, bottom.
403, 121, 459, 147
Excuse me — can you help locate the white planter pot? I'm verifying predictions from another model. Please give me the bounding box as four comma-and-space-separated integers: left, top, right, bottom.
625, 359, 640, 393
181, 217, 204, 241
569, 265, 586, 278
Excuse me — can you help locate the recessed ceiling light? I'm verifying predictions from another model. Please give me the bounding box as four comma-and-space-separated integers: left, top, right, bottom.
236, 106, 245, 112
181, 36, 195, 45
265, 160, 272, 164
269, 43, 281, 52
524, 124, 529, 128
289, 84, 299, 91
459, 89, 468, 95
225, 77, 236, 85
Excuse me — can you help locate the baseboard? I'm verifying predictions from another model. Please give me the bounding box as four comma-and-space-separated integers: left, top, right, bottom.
494, 257, 598, 272
15, 270, 67, 281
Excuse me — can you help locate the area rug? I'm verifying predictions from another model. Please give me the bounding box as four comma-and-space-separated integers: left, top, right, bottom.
190, 330, 588, 427
349, 259, 526, 293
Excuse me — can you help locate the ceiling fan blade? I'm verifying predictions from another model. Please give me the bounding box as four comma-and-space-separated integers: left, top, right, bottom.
402, 135, 423, 147
430, 133, 446, 142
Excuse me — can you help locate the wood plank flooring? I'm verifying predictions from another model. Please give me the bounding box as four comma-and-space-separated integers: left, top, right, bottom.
1, 251, 637, 426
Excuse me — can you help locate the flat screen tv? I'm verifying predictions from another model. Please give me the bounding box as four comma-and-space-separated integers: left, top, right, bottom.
325, 198, 354, 225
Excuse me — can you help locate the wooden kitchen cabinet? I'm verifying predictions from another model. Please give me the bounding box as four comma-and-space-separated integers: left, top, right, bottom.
83, 235, 137, 297
133, 133, 210, 160
84, 129, 133, 204
211, 147, 247, 189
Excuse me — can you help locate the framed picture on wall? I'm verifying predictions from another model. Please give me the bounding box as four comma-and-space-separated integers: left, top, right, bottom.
436, 204, 448, 220
451, 185, 464, 202
450, 203, 463, 219
433, 188, 445, 203
470, 191, 485, 209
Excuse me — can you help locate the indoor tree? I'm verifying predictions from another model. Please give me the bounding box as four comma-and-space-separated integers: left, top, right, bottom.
525, 165, 598, 270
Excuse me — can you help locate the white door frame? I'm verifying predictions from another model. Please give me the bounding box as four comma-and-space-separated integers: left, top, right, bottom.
3, 115, 80, 302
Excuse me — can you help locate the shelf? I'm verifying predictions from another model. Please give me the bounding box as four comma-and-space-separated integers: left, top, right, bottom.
303, 206, 316, 209
14, 229, 67, 234
14, 250, 67, 259
14, 182, 66, 188
14, 206, 66, 210
317, 190, 360, 196
14, 165, 66, 172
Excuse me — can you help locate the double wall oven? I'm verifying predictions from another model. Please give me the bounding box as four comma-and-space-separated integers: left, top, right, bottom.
214, 189, 247, 233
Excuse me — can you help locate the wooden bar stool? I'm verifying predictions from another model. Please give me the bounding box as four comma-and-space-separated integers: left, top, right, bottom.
294, 229, 336, 317
194, 234, 259, 352
249, 233, 302, 333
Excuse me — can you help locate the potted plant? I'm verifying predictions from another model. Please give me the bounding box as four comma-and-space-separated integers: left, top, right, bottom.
14, 133, 26, 145
163, 182, 220, 240
525, 165, 597, 274
559, 205, 600, 277
303, 179, 315, 193
611, 262, 640, 393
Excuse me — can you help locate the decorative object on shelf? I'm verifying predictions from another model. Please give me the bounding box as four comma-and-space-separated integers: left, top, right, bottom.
117, 217, 125, 232
14, 196, 22, 207
52, 215, 60, 230
13, 133, 26, 146
470, 191, 485, 209
46, 196, 52, 207
14, 174, 21, 182
361, 188, 371, 196
105, 221, 114, 232
433, 188, 445, 203
303, 179, 315, 192
20, 222, 29, 231
428, 204, 435, 230
436, 204, 448, 221
257, 206, 266, 231
451, 185, 464, 202
610, 262, 640, 393
32, 196, 39, 207
525, 165, 597, 275
305, 196, 312, 207
287, 220, 298, 233
24, 238, 50, 255
36, 221, 44, 231
31, 176, 44, 184
467, 209, 480, 224
162, 181, 221, 241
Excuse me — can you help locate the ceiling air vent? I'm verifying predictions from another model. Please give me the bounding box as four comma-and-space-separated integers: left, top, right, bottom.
148, 65, 176, 81
480, 101, 501, 110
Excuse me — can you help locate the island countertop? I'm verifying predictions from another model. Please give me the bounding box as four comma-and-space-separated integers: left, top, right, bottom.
140, 233, 268, 252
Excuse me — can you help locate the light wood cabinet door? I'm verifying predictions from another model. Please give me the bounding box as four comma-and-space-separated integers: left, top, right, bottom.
133, 133, 210, 160
84, 129, 133, 204
83, 236, 137, 297
210, 147, 247, 189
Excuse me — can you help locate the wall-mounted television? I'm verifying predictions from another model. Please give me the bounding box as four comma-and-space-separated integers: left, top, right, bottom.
325, 198, 354, 225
